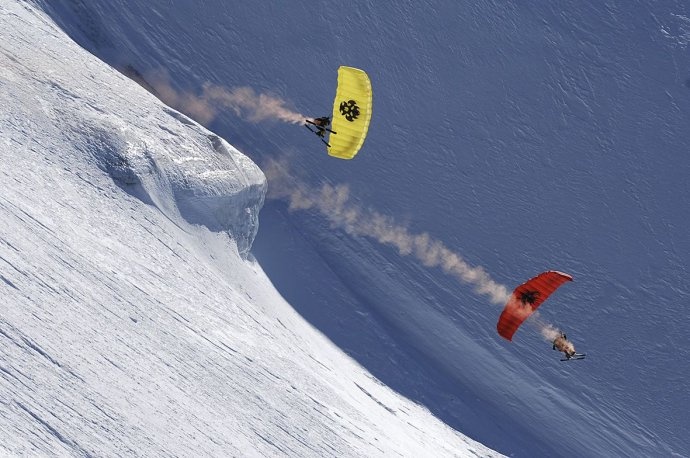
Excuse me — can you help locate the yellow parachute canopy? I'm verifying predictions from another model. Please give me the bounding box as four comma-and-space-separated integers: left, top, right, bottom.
328, 66, 372, 160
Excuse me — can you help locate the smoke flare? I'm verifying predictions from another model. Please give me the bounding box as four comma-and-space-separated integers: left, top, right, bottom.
263, 159, 576, 352
142, 69, 306, 126
264, 159, 510, 305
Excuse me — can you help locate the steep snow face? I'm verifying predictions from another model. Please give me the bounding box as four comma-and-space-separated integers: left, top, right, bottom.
5, 3, 266, 258
33, 0, 690, 457
1, 3, 502, 457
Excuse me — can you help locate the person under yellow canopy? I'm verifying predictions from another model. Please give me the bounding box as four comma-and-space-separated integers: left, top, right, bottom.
305, 66, 372, 160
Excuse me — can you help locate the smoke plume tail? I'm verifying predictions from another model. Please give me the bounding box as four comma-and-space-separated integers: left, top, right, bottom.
264, 158, 510, 305
141, 69, 306, 126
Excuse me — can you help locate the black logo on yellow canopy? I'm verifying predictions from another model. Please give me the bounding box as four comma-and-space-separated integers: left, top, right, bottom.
339, 99, 360, 122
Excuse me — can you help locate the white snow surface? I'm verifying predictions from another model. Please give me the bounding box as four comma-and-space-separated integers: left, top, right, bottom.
0, 2, 500, 457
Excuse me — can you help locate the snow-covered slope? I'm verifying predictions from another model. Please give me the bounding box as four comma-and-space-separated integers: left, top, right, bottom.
21, 0, 690, 456
0, 2, 500, 456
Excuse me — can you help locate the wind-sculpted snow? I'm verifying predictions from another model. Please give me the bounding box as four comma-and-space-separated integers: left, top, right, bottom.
0, 2, 500, 457
7, 6, 265, 258
64, 90, 265, 258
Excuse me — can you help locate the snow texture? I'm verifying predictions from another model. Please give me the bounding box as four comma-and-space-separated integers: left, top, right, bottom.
5, 0, 690, 456
1, 2, 499, 457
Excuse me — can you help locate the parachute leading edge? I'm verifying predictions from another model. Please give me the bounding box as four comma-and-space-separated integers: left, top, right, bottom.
328, 66, 372, 160
497, 271, 573, 341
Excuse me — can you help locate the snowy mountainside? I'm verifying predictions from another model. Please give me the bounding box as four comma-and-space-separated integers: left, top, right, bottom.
0, 2, 499, 456
38, 0, 690, 456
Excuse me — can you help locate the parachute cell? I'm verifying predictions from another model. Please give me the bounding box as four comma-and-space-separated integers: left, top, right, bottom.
497, 271, 572, 341
328, 66, 372, 159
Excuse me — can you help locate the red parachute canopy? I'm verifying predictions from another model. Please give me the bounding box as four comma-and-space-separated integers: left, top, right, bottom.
497, 271, 573, 341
